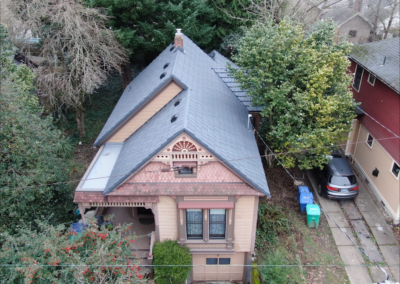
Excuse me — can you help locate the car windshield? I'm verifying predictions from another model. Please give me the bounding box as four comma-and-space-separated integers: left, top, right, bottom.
330, 175, 357, 186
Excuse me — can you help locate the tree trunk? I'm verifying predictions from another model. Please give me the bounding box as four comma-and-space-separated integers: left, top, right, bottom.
121, 62, 132, 91
265, 148, 275, 168
372, 0, 382, 41
76, 105, 85, 139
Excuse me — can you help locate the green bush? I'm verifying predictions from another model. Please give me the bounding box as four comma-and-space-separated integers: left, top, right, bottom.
153, 240, 191, 284
259, 247, 304, 284
256, 203, 289, 247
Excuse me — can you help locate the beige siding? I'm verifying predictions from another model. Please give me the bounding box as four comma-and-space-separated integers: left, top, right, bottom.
158, 196, 178, 241
234, 196, 255, 252
354, 125, 400, 218
108, 82, 183, 143
192, 253, 244, 281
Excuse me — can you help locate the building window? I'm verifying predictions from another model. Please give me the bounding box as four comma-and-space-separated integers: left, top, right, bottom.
174, 162, 197, 177
348, 30, 357, 38
368, 74, 376, 86
391, 162, 400, 178
366, 133, 374, 148
209, 209, 226, 239
206, 258, 218, 265
186, 209, 203, 239
353, 64, 364, 92
219, 258, 231, 265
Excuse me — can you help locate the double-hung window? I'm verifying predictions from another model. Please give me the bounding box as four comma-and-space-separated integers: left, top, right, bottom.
186, 209, 203, 239
209, 209, 226, 239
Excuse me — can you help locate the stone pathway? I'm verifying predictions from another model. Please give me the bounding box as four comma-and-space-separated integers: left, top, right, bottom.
306, 170, 399, 284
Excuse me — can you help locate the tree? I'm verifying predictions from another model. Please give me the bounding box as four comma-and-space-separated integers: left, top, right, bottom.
153, 240, 191, 284
0, 25, 75, 236
364, 0, 400, 40
230, 19, 356, 169
0, 218, 143, 283
86, 0, 219, 60
2, 0, 128, 138
211, 0, 344, 29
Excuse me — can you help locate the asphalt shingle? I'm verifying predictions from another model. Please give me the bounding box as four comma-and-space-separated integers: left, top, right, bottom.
350, 38, 400, 93
101, 35, 270, 197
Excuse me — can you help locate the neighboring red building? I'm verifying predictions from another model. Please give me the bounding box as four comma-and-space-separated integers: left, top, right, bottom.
345, 38, 399, 224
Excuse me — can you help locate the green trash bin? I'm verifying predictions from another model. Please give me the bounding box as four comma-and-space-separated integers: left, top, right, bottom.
306, 204, 321, 228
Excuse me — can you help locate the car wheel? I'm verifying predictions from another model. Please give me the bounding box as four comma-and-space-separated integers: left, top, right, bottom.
318, 184, 323, 196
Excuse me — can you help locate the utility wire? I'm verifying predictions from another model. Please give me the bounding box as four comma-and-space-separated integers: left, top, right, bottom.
2, 135, 399, 192
252, 123, 394, 283
1, 264, 399, 268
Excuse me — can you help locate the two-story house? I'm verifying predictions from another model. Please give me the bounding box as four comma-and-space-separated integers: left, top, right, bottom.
74, 30, 270, 282
344, 38, 399, 224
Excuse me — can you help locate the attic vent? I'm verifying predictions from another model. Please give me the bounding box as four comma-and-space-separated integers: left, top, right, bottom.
160, 72, 166, 79
174, 99, 181, 107
171, 115, 178, 123
210, 52, 215, 59
170, 46, 174, 51
164, 63, 170, 69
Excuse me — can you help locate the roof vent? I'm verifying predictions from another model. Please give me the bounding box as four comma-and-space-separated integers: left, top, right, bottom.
171, 115, 178, 123
174, 99, 181, 107
164, 63, 170, 69
160, 72, 166, 79
170, 46, 174, 52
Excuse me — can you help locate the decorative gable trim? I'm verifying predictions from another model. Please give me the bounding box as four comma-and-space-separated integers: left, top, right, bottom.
152, 133, 218, 167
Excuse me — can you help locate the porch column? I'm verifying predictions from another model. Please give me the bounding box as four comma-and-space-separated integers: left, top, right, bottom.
78, 203, 87, 227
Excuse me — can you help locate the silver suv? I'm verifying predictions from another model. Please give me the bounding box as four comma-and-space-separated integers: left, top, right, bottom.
315, 153, 359, 199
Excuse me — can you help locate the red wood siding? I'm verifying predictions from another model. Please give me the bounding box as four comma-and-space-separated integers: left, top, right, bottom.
349, 59, 400, 164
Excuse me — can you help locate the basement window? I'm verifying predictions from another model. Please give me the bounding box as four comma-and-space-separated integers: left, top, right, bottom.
391, 162, 400, 178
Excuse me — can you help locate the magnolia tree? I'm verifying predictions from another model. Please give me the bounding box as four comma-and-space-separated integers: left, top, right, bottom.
230, 19, 356, 169
0, 219, 145, 283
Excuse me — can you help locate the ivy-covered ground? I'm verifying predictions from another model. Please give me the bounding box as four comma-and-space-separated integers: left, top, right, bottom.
256, 166, 349, 284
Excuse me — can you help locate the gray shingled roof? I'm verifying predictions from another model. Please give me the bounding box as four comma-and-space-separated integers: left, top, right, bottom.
102, 36, 270, 196
321, 7, 359, 25
349, 38, 400, 93
208, 50, 263, 112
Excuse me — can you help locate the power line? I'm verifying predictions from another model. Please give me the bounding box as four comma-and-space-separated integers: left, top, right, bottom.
0, 264, 399, 268
1, 135, 399, 191
251, 122, 392, 283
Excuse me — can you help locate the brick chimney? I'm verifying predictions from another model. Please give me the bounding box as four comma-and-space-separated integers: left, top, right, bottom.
354, 0, 363, 12
174, 29, 183, 49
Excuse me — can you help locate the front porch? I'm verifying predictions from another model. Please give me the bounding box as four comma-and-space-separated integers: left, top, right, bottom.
95, 206, 156, 273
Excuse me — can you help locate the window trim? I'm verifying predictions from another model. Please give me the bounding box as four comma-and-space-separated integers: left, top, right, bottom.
186, 209, 203, 240
366, 133, 374, 149
209, 209, 226, 239
390, 161, 400, 180
353, 64, 364, 92
368, 73, 376, 86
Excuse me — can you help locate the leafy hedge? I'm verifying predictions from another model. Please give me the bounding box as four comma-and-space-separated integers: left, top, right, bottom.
0, 25, 75, 235
256, 203, 289, 247
153, 240, 191, 284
